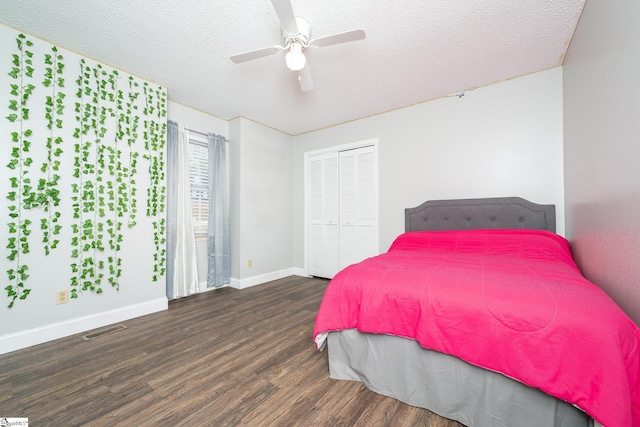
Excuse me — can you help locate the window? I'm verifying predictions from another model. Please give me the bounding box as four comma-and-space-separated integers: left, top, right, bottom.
188, 133, 208, 235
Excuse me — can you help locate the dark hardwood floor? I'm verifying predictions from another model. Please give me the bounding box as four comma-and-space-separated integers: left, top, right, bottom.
0, 276, 463, 426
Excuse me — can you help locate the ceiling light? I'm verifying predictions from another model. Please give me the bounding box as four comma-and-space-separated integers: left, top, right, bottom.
285, 42, 306, 71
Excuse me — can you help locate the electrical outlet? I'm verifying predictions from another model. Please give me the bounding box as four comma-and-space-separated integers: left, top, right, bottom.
56, 289, 69, 305
248, 259, 253, 268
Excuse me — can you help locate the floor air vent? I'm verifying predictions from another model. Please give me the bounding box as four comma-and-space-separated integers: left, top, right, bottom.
82, 324, 127, 341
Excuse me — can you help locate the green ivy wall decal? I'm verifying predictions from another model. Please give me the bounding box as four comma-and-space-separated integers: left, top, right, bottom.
125, 76, 140, 229
70, 57, 91, 296
104, 68, 121, 291
143, 82, 167, 282
71, 60, 128, 296
41, 45, 65, 256
5, 33, 35, 307
3, 27, 167, 308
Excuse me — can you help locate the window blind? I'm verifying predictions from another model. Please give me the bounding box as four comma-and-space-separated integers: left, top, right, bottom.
188, 139, 208, 234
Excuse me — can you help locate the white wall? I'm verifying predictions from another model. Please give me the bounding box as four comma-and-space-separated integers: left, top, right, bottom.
229, 118, 295, 287
168, 101, 228, 136
167, 101, 228, 287
563, 1, 640, 324
292, 68, 565, 270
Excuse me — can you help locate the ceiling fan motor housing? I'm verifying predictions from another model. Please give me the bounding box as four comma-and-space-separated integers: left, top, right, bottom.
284, 17, 311, 48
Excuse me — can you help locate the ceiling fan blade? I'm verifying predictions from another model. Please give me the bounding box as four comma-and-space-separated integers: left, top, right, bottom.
230, 46, 280, 63
271, 0, 299, 34
311, 29, 366, 48
298, 63, 314, 92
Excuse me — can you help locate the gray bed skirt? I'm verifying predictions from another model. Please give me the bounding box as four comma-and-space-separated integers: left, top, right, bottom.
328, 329, 594, 427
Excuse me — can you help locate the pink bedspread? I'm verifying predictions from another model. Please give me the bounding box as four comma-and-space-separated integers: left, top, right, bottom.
313, 229, 640, 426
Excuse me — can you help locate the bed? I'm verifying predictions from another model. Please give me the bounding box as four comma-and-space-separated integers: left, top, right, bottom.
313, 197, 640, 427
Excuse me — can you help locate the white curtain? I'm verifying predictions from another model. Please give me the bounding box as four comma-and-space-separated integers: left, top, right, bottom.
207, 133, 230, 288
166, 120, 199, 299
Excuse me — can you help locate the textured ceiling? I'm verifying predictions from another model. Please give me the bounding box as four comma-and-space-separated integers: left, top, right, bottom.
0, 0, 585, 135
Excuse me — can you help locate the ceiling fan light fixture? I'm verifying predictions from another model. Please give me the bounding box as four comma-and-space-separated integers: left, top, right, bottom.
229, 1, 365, 91
285, 42, 306, 71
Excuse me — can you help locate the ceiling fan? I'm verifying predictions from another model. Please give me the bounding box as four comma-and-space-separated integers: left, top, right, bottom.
230, 0, 366, 92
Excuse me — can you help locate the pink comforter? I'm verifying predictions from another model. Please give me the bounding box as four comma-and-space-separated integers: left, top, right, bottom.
313, 229, 640, 426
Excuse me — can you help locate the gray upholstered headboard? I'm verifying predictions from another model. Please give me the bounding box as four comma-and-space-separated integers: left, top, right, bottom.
405, 197, 556, 233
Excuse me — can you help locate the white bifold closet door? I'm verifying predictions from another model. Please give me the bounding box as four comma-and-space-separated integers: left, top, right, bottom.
308, 145, 377, 279
308, 152, 339, 279
338, 146, 376, 270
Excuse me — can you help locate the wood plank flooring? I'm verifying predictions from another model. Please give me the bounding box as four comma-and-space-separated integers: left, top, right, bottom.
0, 276, 463, 426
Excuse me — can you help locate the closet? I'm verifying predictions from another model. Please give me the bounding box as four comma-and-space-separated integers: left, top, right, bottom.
307, 144, 377, 279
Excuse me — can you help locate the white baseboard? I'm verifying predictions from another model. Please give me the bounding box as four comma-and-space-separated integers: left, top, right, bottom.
290, 267, 307, 277
230, 268, 308, 290
0, 297, 168, 355
195, 268, 308, 293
